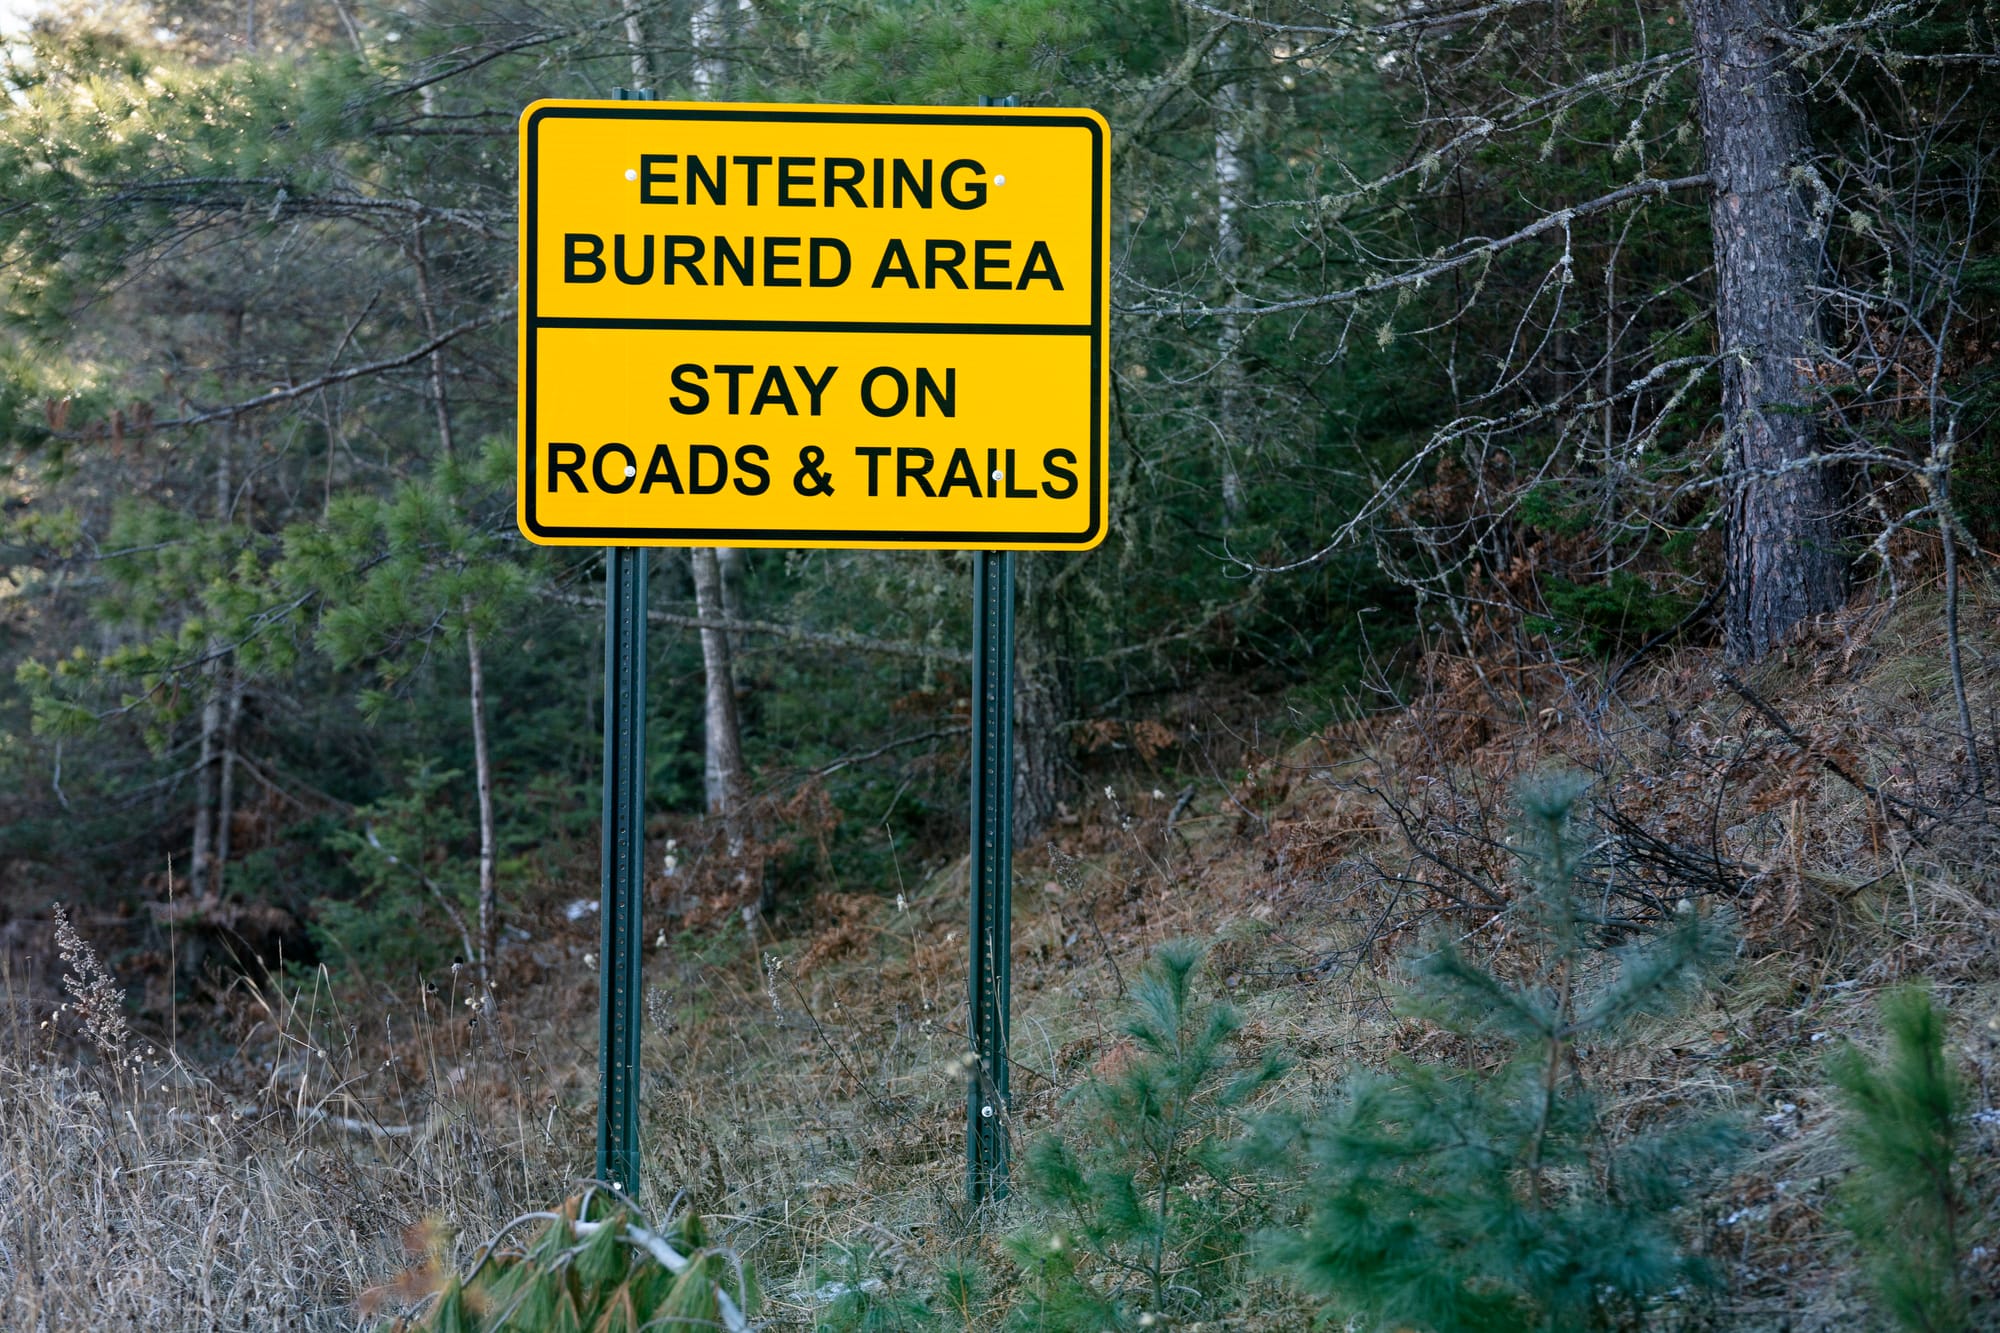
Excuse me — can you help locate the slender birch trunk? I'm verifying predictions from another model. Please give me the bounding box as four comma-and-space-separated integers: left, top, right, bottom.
416, 227, 499, 986
415, 230, 455, 461
1212, 34, 1251, 525
189, 686, 221, 894
465, 612, 498, 973
190, 308, 243, 897
213, 671, 243, 892
690, 0, 752, 853
624, 7, 648, 87
692, 546, 748, 857
691, 0, 727, 97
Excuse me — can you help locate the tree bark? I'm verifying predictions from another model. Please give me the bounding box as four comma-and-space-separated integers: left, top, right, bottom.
689, 1, 752, 855
690, 0, 727, 98
417, 231, 498, 984
188, 682, 221, 894
692, 545, 748, 856
1013, 666, 1067, 839
465, 611, 498, 982
717, 544, 748, 690
212, 669, 243, 893
414, 228, 454, 459
624, 7, 649, 87
1013, 557, 1076, 840
1687, 0, 1846, 659
190, 307, 243, 896
1212, 33, 1252, 525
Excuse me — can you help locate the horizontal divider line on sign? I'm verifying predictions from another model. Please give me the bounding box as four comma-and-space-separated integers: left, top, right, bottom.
524, 525, 1097, 543
530, 316, 1097, 336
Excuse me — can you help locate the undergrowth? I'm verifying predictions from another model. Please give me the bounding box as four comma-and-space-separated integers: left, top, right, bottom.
1003, 941, 1287, 1330
380, 1189, 758, 1331
8, 595, 2000, 1330
1826, 985, 1977, 1333
0, 918, 583, 1331
1251, 774, 1743, 1330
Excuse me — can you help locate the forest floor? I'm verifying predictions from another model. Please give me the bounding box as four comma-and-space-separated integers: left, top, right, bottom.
5, 583, 1999, 1329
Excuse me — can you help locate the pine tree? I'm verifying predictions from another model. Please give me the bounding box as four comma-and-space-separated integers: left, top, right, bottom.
1252, 774, 1740, 1332
1004, 941, 1287, 1331
1825, 985, 1974, 1333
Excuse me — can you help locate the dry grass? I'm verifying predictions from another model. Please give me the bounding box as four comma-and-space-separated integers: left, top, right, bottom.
7, 584, 2000, 1329
0, 929, 588, 1331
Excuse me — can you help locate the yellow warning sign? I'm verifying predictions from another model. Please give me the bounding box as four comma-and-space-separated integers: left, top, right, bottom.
517, 101, 1109, 549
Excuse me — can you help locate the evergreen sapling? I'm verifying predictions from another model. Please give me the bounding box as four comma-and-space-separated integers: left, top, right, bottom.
1005, 941, 1287, 1331
1825, 985, 1975, 1333
1250, 774, 1741, 1331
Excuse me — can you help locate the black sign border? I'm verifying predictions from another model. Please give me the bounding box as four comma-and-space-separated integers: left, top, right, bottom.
519, 103, 1106, 548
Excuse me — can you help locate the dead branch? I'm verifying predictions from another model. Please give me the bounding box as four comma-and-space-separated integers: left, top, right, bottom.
1716, 670, 1943, 825
1125, 173, 1712, 321
555, 592, 967, 664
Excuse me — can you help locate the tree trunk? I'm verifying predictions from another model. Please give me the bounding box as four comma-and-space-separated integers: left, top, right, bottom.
690, 0, 727, 97
1687, 0, 1845, 659
190, 308, 242, 896
689, 1, 752, 855
1212, 34, 1251, 525
692, 546, 748, 856
189, 684, 221, 894
466, 611, 498, 985
717, 544, 748, 690
1013, 556, 1076, 840
1013, 666, 1067, 839
414, 228, 455, 459
624, 8, 649, 87
212, 669, 243, 893
417, 232, 498, 985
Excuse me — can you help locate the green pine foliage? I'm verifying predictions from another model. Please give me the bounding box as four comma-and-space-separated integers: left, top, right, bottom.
809, 1244, 986, 1332
319, 760, 475, 976
1825, 986, 1975, 1333
1002, 941, 1287, 1331
806, 0, 1111, 104
1250, 775, 1741, 1332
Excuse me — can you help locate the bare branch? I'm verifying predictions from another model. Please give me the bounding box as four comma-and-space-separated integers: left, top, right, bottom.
129, 313, 510, 432
554, 593, 969, 664
1123, 174, 1712, 320
814, 726, 969, 778
1182, 0, 1561, 39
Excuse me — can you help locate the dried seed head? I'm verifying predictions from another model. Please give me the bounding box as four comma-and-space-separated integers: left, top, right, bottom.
53, 902, 131, 1059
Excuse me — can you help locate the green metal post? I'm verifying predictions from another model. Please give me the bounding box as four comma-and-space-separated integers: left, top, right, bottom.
596, 84, 654, 1198
968, 550, 1015, 1205
966, 92, 1021, 1211
598, 545, 647, 1194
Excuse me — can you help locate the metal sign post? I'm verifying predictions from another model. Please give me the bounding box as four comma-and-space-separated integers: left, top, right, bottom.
967, 549, 1015, 1203
965, 91, 1018, 1209
597, 543, 647, 1193
594, 86, 653, 1199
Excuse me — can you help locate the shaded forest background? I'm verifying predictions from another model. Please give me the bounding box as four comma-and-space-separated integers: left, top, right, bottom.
1, 0, 1998, 1328
2, 0, 1991, 978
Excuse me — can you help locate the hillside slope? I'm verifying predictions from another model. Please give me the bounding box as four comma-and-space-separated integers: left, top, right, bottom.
6, 589, 1998, 1329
